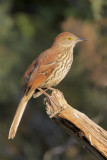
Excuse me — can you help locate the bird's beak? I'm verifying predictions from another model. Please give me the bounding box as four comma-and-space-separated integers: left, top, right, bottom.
77, 38, 88, 42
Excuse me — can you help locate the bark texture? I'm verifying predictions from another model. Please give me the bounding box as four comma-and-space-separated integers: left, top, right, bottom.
45, 89, 107, 160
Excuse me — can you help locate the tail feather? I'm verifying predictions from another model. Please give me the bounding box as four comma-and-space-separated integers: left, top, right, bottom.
8, 91, 33, 139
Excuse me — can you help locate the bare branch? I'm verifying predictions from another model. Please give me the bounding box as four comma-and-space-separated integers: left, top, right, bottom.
45, 89, 107, 160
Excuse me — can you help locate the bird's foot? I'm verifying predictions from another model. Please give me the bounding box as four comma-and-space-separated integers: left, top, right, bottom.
37, 88, 59, 109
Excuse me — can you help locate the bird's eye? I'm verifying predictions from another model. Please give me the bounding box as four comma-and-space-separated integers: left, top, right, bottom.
68, 37, 71, 40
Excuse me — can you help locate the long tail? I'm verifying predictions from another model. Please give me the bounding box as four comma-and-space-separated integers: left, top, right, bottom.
8, 91, 34, 139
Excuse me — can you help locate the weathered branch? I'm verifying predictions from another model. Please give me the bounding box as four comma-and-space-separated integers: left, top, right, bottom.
45, 89, 107, 160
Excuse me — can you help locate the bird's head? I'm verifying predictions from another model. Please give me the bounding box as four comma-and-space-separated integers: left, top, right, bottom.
53, 32, 87, 48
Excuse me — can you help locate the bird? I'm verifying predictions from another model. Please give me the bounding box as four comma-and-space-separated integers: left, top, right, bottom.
8, 32, 87, 139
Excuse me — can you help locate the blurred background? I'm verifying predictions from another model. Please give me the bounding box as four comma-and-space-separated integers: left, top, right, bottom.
0, 0, 107, 160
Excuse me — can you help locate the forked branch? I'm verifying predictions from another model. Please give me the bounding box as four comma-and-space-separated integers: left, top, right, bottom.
45, 89, 107, 160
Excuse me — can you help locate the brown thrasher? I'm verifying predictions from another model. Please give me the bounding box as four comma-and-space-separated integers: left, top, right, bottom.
8, 32, 87, 139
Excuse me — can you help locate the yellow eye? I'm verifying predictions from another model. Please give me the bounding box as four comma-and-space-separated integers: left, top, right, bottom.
68, 37, 71, 40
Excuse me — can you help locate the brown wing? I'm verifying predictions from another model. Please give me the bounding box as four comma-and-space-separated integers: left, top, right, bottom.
8, 47, 58, 139
23, 47, 58, 94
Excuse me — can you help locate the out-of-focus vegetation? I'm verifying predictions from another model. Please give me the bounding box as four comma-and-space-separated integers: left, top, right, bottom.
0, 0, 107, 160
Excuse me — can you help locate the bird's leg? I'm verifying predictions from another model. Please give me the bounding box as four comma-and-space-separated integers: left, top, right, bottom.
37, 88, 65, 118
33, 88, 48, 98
37, 88, 53, 101
34, 87, 55, 98
48, 87, 55, 91
37, 88, 60, 116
